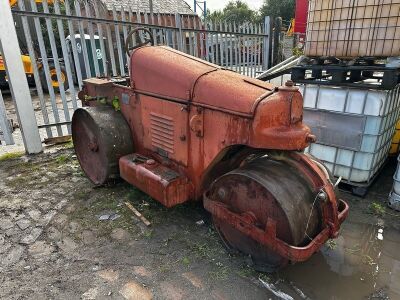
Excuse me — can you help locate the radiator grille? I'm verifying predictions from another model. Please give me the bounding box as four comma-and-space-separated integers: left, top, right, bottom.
150, 112, 174, 154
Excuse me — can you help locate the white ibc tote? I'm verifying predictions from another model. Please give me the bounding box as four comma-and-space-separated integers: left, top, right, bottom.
301, 83, 400, 184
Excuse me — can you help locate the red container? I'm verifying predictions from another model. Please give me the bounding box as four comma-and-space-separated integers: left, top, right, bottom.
294, 0, 308, 35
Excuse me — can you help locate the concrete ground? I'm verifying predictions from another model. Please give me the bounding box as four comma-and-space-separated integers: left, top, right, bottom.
1, 144, 400, 300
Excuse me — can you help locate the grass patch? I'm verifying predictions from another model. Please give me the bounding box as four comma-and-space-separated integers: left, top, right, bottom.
126, 187, 166, 224
55, 154, 71, 164
0, 151, 24, 161
326, 239, 337, 250
362, 254, 376, 266
259, 273, 272, 283
181, 256, 191, 266
63, 140, 74, 149
237, 265, 256, 278
209, 266, 229, 281
369, 202, 385, 216
159, 264, 170, 273
191, 242, 213, 258
73, 190, 90, 200
142, 229, 154, 238
345, 244, 361, 254
69, 188, 141, 237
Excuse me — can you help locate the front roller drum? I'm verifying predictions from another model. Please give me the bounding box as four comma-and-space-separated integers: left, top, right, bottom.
72, 106, 134, 185
205, 154, 325, 272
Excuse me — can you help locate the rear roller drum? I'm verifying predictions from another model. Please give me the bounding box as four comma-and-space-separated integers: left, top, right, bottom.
72, 106, 134, 185
207, 154, 322, 272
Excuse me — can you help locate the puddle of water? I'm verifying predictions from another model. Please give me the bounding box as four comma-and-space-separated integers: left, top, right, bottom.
279, 220, 400, 300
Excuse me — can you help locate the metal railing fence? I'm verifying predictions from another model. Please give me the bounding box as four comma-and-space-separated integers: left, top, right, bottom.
0, 90, 14, 145
1, 0, 271, 151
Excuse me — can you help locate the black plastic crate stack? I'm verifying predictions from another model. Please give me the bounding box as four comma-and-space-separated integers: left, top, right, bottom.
291, 57, 400, 91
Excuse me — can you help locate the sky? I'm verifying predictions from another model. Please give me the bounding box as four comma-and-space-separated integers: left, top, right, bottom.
188, 0, 264, 12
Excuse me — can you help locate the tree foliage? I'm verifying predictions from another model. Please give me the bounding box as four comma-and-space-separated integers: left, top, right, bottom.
222, 1, 256, 23
206, 1, 256, 24
205, 0, 296, 24
259, 0, 295, 22
206, 9, 225, 23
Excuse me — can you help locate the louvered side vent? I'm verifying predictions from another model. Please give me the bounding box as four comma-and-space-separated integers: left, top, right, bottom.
150, 112, 174, 154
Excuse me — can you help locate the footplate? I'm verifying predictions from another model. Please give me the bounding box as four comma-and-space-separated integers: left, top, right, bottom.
119, 154, 193, 207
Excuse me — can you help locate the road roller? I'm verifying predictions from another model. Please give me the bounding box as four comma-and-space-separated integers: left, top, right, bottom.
72, 28, 349, 272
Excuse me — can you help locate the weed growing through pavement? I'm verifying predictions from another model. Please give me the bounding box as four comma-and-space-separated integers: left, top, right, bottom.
369, 202, 385, 216
0, 151, 24, 161
326, 239, 337, 250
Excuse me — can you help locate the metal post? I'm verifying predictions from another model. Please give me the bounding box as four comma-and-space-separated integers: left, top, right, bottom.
18, 0, 52, 138
175, 13, 184, 51
29, 0, 63, 136
273, 17, 282, 66
263, 16, 271, 70
0, 90, 14, 145
149, 0, 154, 21
0, 0, 42, 153
113, 5, 126, 76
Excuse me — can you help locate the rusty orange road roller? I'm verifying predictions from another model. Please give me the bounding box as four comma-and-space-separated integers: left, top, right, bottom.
72, 28, 348, 272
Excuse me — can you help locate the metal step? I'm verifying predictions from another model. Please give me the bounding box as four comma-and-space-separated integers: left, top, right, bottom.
119, 153, 193, 208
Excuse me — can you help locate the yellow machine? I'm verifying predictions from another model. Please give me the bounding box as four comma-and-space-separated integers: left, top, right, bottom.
0, 54, 67, 92
0, 0, 67, 92
8, 0, 55, 7
391, 120, 400, 155
0, 54, 34, 84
